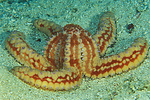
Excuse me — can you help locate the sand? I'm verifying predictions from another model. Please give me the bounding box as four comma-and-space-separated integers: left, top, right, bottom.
0, 0, 150, 99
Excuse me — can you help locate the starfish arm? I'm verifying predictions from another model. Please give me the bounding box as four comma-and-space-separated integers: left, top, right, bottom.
11, 66, 82, 91
63, 24, 83, 70
5, 31, 55, 71
44, 33, 64, 68
33, 19, 63, 37
89, 37, 148, 78
79, 31, 100, 77
93, 11, 116, 56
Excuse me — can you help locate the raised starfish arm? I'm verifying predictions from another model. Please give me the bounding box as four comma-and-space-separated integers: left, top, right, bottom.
43, 33, 67, 69
93, 11, 116, 56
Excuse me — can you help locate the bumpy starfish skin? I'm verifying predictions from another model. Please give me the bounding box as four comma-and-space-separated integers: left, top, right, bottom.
5, 11, 148, 91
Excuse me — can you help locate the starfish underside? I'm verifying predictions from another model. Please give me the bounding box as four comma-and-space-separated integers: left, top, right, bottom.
5, 11, 148, 91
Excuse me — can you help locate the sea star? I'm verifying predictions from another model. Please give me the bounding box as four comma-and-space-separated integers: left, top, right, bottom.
5, 11, 148, 91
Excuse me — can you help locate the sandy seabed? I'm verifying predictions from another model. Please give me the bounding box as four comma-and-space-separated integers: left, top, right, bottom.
0, 0, 150, 100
